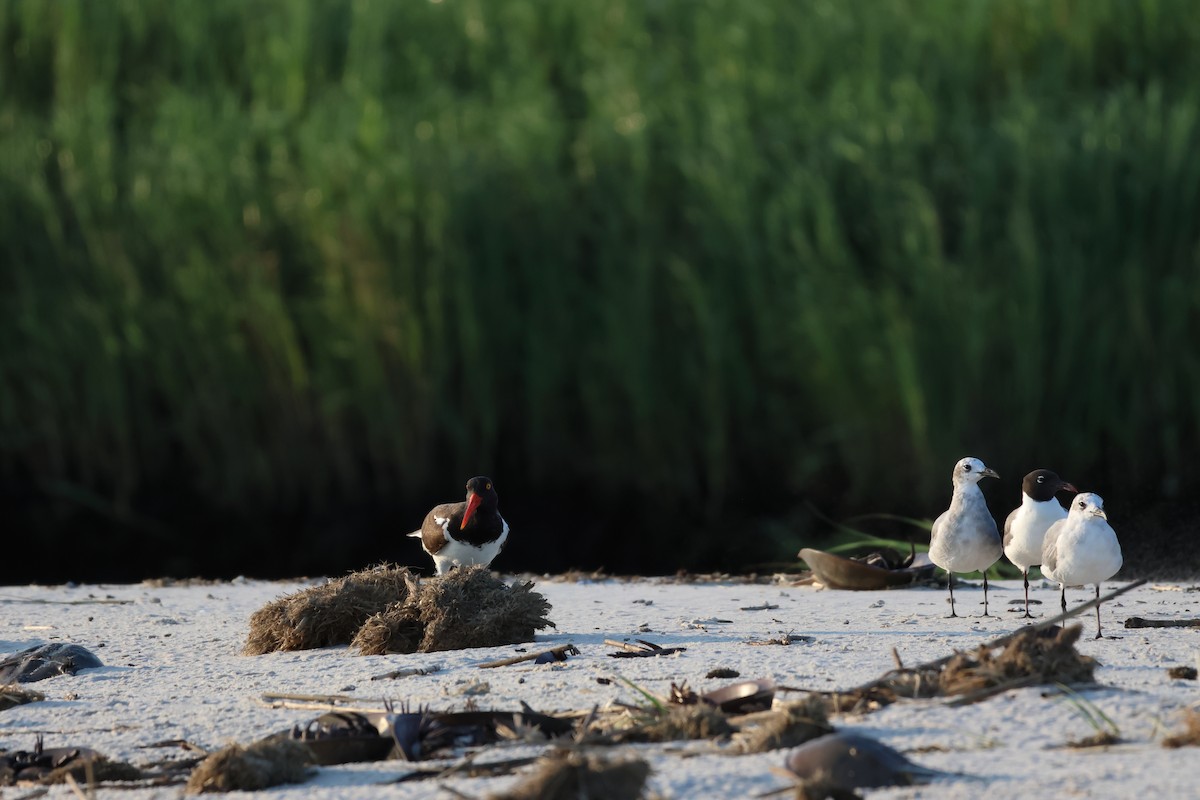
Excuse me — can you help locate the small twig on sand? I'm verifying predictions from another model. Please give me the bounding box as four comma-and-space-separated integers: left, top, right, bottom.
739, 603, 780, 611
260, 691, 371, 705
477, 645, 579, 669
1124, 617, 1200, 629
369, 663, 443, 680
0, 595, 133, 605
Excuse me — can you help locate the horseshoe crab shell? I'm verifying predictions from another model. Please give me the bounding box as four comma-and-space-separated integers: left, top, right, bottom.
784, 731, 946, 790
798, 548, 936, 590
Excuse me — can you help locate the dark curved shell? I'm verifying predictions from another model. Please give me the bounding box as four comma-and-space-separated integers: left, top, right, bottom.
0, 644, 104, 684
702, 679, 776, 714
275, 711, 393, 765
798, 548, 936, 591
784, 731, 945, 789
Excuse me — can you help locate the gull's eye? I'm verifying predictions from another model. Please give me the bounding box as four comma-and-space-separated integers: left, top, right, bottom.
1078, 500, 1086, 509
1037, 475, 1045, 483
963, 463, 972, 472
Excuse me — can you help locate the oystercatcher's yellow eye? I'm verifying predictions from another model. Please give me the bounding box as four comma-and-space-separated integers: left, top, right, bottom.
486, 482, 492, 490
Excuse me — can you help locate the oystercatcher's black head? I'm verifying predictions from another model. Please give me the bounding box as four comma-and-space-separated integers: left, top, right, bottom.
1022, 469, 1078, 503
461, 476, 499, 529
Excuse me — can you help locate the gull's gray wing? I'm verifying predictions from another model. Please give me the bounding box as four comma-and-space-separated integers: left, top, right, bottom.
1041, 519, 1065, 578
1002, 507, 1019, 549
930, 511, 946, 544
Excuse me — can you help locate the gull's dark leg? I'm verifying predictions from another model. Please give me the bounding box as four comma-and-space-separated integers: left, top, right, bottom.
981, 572, 991, 617
947, 573, 958, 618
1060, 584, 1067, 615
1021, 568, 1034, 619
1094, 584, 1104, 639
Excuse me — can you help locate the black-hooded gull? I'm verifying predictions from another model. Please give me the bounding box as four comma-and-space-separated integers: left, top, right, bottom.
1003, 469, 1078, 618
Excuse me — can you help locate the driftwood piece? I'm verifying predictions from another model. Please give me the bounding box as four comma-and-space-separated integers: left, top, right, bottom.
1124, 617, 1200, 629
604, 639, 687, 658
477, 644, 580, 669
368, 664, 443, 681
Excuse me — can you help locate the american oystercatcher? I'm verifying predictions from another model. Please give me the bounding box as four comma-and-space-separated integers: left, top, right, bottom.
1003, 469, 1078, 618
408, 476, 509, 575
928, 457, 1003, 617
1041, 492, 1122, 638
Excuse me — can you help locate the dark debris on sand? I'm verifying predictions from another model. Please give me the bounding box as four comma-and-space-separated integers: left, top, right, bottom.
1163, 710, 1200, 748
824, 624, 1096, 714
184, 739, 314, 794
490, 749, 651, 800
733, 697, 833, 754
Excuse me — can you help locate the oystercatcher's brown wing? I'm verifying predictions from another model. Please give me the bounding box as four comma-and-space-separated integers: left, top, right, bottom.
420, 501, 464, 555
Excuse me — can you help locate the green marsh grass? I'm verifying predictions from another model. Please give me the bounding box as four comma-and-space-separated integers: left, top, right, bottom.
1, 0, 1199, 571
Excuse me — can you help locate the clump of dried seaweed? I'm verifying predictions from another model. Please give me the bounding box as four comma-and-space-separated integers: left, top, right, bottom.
823, 624, 1097, 715
610, 704, 736, 744
490, 749, 651, 800
733, 696, 833, 754
243, 564, 412, 654
1163, 709, 1200, 749
34, 755, 142, 785
351, 566, 554, 655
0, 684, 44, 712
938, 625, 1095, 700
184, 739, 313, 794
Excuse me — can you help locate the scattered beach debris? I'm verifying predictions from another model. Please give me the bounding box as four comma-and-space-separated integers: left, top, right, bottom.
606, 638, 687, 658
798, 546, 937, 591
816, 582, 1147, 714
369, 663, 444, 681
272, 710, 395, 765
0, 683, 45, 711
351, 566, 554, 655
185, 738, 313, 794
781, 731, 949, 796
0, 643, 104, 683
1124, 617, 1200, 629
740, 602, 780, 611
405, 706, 577, 759
0, 736, 140, 786
707, 667, 740, 679
747, 632, 812, 646
478, 644, 579, 669
490, 749, 651, 800
1163, 710, 1200, 748
626, 703, 735, 743
1054, 684, 1122, 748
243, 564, 412, 654
732, 696, 833, 754
1168, 666, 1198, 680
836, 624, 1094, 712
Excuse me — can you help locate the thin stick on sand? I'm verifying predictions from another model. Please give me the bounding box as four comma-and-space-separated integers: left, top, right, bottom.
369, 664, 443, 681
1123, 617, 1200, 629
477, 644, 579, 669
